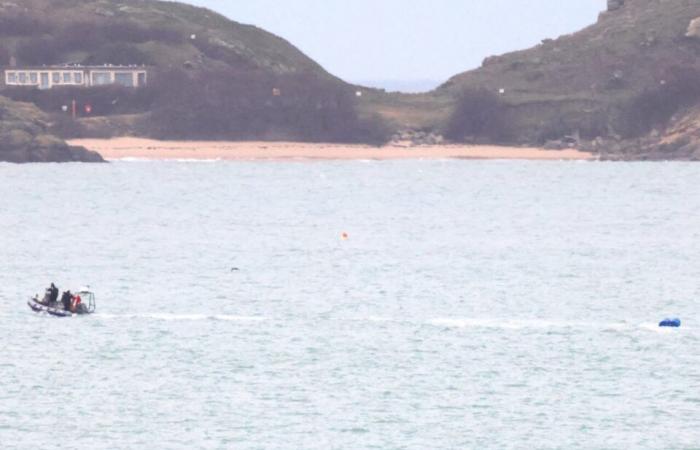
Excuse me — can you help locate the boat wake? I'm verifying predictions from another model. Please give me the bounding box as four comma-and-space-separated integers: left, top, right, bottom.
94, 313, 266, 322
85, 313, 688, 333
427, 318, 690, 332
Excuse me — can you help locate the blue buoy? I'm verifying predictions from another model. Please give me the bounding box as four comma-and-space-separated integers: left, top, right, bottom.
659, 318, 681, 328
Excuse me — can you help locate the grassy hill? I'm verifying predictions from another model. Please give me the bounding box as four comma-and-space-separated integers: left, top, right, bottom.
0, 0, 390, 146
433, 0, 700, 158
0, 0, 330, 76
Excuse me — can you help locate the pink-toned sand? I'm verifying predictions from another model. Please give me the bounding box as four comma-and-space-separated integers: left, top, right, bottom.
68, 137, 594, 161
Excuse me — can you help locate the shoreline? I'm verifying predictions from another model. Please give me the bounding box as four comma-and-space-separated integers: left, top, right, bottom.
68, 137, 596, 161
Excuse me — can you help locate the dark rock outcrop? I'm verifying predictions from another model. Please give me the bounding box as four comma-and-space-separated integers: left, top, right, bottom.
0, 96, 104, 163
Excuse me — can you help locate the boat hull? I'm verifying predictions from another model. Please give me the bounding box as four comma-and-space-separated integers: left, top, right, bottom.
27, 298, 74, 317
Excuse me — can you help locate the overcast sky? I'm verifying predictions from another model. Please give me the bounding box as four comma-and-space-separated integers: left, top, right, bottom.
183, 0, 606, 91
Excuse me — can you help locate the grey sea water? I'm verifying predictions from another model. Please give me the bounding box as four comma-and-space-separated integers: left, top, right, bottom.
1, 160, 699, 449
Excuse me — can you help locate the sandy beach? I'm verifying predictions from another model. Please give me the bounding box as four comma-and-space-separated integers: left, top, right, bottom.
68, 137, 595, 161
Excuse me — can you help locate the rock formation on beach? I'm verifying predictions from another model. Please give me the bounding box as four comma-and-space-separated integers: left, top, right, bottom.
0, 96, 103, 163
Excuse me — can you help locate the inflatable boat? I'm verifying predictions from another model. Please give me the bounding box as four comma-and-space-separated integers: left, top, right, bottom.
28, 287, 96, 317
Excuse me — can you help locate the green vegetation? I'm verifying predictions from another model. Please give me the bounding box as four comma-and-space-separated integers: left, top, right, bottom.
443, 89, 511, 143
0, 0, 391, 145
3, 0, 700, 159
439, 0, 700, 156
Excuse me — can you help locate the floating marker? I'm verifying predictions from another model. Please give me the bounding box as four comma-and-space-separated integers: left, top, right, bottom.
341, 232, 349, 241
659, 318, 681, 328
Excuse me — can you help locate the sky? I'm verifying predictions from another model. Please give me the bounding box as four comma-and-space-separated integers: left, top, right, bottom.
183, 0, 606, 91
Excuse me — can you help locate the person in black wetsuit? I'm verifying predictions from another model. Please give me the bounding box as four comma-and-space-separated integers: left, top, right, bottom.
42, 283, 59, 305
61, 291, 72, 311
49, 283, 59, 305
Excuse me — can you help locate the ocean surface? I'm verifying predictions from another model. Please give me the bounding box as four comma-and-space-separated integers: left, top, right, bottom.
1, 160, 699, 449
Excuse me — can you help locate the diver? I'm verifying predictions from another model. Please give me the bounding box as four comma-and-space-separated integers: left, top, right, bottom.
61, 290, 72, 311
42, 283, 59, 305
49, 283, 59, 305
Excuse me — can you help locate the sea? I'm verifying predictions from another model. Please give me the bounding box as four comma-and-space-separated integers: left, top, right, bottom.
1, 160, 699, 449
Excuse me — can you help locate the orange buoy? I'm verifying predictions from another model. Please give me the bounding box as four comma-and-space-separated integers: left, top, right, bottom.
341, 232, 349, 240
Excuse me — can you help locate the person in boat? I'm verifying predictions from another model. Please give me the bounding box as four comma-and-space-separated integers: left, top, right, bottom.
61, 291, 73, 311
49, 283, 59, 305
41, 283, 59, 305
70, 294, 82, 313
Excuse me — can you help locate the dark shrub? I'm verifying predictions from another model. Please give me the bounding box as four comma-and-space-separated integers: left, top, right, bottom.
0, 14, 52, 36
48, 114, 87, 139
15, 21, 183, 65
148, 69, 391, 144
444, 89, 512, 142
102, 22, 184, 45
0, 45, 9, 66
83, 43, 152, 66
58, 22, 108, 52
58, 21, 183, 50
620, 66, 700, 137
191, 37, 255, 68
3, 85, 157, 116
16, 38, 63, 65
536, 118, 573, 144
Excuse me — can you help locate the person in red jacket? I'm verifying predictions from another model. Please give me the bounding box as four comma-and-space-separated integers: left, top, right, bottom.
71, 295, 82, 313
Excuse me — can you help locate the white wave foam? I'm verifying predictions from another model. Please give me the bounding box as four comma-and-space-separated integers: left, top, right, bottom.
428, 318, 691, 333
428, 318, 567, 330
637, 322, 681, 333
108, 157, 153, 162
427, 318, 633, 331
213, 315, 266, 322
367, 316, 394, 323
144, 313, 208, 321
173, 158, 222, 163
110, 158, 222, 163
95, 313, 266, 322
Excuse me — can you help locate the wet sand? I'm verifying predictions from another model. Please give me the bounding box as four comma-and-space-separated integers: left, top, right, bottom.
69, 137, 595, 161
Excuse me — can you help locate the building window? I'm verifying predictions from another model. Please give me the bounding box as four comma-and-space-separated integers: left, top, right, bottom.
63, 72, 72, 84
137, 72, 147, 87
75, 72, 83, 84
7, 72, 17, 84
52, 72, 61, 84
30, 72, 38, 84
92, 72, 111, 85
114, 72, 134, 87
18, 72, 27, 84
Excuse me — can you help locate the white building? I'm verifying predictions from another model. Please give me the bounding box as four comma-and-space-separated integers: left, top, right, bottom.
3, 65, 148, 89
